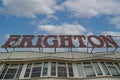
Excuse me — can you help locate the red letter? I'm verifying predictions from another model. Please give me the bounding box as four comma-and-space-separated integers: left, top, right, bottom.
34, 35, 43, 48
88, 35, 104, 48
59, 35, 74, 48
74, 35, 86, 48
44, 35, 58, 48
2, 35, 21, 48
100, 35, 118, 47
19, 35, 34, 47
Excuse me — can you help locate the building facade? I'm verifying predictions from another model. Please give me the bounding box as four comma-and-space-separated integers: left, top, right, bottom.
0, 51, 120, 80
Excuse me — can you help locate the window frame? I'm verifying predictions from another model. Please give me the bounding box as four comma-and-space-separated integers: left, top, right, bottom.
92, 62, 103, 76
57, 62, 67, 77
67, 63, 74, 77
31, 63, 42, 78
0, 64, 23, 79
77, 63, 84, 77
106, 62, 120, 76
51, 62, 57, 77
42, 62, 48, 77
83, 62, 96, 77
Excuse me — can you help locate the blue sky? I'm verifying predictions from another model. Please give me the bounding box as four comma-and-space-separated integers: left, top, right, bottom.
0, 0, 120, 48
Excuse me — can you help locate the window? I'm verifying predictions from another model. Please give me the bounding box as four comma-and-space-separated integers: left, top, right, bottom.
106, 62, 119, 76
93, 62, 102, 75
4, 64, 18, 79
77, 63, 84, 77
31, 63, 42, 77
100, 62, 110, 75
42, 62, 48, 76
24, 63, 43, 78
83, 62, 95, 77
58, 63, 67, 77
68, 63, 74, 77
51, 62, 56, 76
24, 63, 32, 77
0, 64, 23, 79
14, 64, 23, 78
51, 62, 73, 77
0, 64, 9, 79
114, 63, 120, 73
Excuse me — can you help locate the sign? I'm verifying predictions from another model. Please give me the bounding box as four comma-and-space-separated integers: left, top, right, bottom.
2, 35, 119, 48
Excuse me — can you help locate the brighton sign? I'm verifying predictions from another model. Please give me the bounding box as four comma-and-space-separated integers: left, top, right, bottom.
2, 35, 119, 48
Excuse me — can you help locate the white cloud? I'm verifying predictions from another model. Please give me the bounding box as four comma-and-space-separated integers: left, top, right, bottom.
62, 0, 99, 18
46, 15, 58, 20
98, 0, 120, 15
1, 0, 120, 19
37, 23, 87, 35
4, 34, 10, 40
102, 31, 120, 36
61, 0, 120, 29
0, 0, 58, 18
110, 16, 120, 29
1, 0, 120, 30
62, 0, 120, 18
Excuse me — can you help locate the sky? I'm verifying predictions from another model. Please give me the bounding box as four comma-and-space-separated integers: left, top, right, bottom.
0, 0, 120, 51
